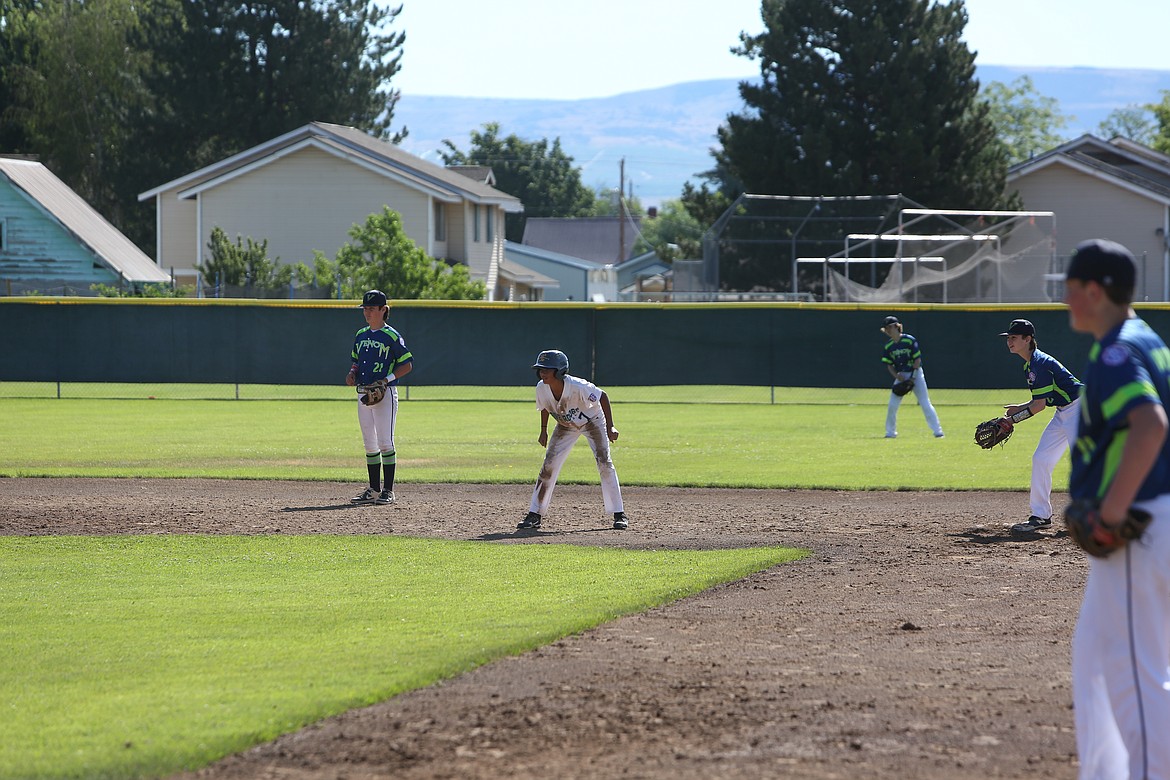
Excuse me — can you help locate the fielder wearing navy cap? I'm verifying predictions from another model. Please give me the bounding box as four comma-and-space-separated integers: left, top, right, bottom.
1064, 239, 1136, 294
998, 319, 1035, 338
360, 289, 388, 308
880, 315, 901, 331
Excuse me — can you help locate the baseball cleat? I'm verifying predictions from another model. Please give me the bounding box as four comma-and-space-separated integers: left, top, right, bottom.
517, 512, 542, 530
350, 487, 378, 504
376, 490, 395, 505
1011, 515, 1052, 533
613, 512, 629, 530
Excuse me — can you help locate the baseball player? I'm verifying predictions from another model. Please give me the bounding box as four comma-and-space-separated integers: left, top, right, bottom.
1063, 239, 1170, 780
345, 290, 413, 505
997, 318, 1083, 534
880, 315, 944, 439
518, 349, 630, 531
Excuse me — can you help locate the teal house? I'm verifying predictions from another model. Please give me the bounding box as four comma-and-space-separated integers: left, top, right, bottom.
0, 156, 170, 296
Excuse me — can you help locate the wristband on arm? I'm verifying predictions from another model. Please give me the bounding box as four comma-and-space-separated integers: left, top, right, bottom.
1010, 407, 1033, 424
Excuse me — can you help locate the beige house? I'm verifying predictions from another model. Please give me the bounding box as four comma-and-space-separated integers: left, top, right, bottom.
138, 122, 523, 297
1008, 135, 1170, 301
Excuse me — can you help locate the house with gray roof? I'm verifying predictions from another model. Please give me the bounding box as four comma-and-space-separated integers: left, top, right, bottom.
519, 215, 670, 301
138, 122, 524, 296
1008, 134, 1170, 300
0, 157, 171, 295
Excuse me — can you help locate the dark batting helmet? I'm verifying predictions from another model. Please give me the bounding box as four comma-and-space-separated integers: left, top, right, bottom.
532, 349, 569, 379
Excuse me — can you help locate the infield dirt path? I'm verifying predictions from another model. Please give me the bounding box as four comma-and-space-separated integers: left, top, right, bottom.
2, 479, 1082, 779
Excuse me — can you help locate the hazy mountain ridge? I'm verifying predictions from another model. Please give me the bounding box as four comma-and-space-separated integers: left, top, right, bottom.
394, 66, 1170, 206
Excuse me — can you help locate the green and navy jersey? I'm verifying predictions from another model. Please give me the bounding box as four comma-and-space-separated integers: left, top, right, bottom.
351, 324, 412, 386
1025, 349, 1082, 408
881, 333, 921, 373
1070, 317, 1170, 502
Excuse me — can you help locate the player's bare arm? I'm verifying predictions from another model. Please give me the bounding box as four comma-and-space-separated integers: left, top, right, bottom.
345, 365, 357, 386
538, 409, 550, 447
1003, 398, 1046, 420
1099, 402, 1168, 524
600, 392, 619, 442
392, 362, 413, 381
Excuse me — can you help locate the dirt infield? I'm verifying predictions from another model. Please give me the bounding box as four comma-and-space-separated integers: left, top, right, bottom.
2, 479, 1082, 779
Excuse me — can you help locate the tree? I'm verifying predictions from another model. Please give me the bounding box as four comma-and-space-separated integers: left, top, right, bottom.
197, 227, 296, 291
0, 0, 39, 152
440, 123, 594, 242
1098, 106, 1157, 146
981, 76, 1071, 165
687, 0, 1010, 290
1, 0, 154, 226
633, 200, 704, 261
587, 184, 644, 218
327, 207, 486, 300
0, 0, 410, 256
1147, 91, 1170, 156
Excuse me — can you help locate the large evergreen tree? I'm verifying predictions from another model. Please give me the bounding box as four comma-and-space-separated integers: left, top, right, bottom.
686, 0, 1009, 290
723, 0, 1004, 204
439, 123, 595, 243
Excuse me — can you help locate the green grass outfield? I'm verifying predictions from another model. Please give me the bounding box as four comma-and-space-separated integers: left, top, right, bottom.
0, 388, 1051, 489
0, 390, 1052, 779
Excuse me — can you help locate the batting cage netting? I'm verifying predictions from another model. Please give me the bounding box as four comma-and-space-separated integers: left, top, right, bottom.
701, 195, 1058, 304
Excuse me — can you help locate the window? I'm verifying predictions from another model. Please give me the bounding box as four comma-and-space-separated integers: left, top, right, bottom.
472, 204, 480, 242
486, 208, 494, 242
433, 202, 446, 241
0, 219, 7, 251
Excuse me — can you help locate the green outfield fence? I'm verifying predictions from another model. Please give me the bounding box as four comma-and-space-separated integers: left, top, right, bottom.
4, 298, 1170, 401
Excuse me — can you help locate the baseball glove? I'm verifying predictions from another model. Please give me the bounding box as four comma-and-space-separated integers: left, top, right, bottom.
1063, 498, 1153, 558
891, 378, 915, 397
357, 379, 388, 406
973, 417, 1013, 449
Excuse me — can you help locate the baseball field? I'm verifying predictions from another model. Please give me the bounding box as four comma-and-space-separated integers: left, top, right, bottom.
1, 393, 1081, 779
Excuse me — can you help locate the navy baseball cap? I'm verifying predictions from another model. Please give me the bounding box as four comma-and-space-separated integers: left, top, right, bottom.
880, 315, 901, 330
1065, 239, 1136, 291
360, 289, 388, 307
998, 319, 1035, 337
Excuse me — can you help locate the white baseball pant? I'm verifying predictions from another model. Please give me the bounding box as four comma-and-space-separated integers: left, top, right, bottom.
356, 386, 398, 455
1030, 399, 1079, 520
528, 417, 624, 516
1072, 492, 1170, 780
885, 367, 943, 437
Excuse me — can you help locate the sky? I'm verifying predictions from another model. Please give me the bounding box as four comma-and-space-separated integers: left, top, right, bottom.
389, 0, 1170, 101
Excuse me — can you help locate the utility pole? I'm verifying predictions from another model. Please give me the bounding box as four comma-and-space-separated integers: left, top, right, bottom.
618, 158, 625, 262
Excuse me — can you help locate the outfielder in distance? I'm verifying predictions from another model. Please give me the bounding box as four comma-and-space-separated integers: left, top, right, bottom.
879, 315, 945, 439
345, 289, 413, 506
995, 318, 1083, 534
518, 349, 630, 532
1062, 238, 1170, 779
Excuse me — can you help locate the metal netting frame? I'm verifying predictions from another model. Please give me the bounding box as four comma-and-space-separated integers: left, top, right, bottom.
700, 194, 930, 298
820, 208, 1057, 303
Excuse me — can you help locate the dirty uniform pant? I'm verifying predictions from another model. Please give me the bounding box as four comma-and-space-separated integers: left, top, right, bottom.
528, 418, 624, 517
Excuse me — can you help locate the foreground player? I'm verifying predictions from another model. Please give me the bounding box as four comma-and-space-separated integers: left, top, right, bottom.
345, 289, 413, 505
518, 349, 629, 531
879, 315, 944, 439
996, 318, 1083, 534
1063, 239, 1170, 779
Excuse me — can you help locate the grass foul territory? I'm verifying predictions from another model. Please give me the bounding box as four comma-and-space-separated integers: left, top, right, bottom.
0, 394, 1058, 490
0, 535, 802, 780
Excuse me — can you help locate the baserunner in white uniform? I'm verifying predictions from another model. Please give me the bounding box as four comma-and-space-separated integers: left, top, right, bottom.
518, 349, 629, 532
1063, 239, 1170, 780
